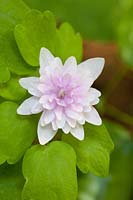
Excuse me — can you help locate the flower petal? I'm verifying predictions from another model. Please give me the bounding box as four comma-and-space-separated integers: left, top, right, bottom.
37, 122, 57, 145
56, 117, 65, 129
78, 57, 105, 82
91, 98, 100, 105
85, 107, 102, 125
87, 88, 101, 105
43, 57, 63, 76
70, 124, 84, 140
17, 96, 42, 115
67, 117, 76, 128
39, 47, 54, 75
65, 109, 84, 121
52, 120, 58, 131
54, 106, 63, 120
19, 77, 41, 97
39, 95, 56, 110
62, 122, 71, 134
64, 56, 77, 73
40, 111, 55, 126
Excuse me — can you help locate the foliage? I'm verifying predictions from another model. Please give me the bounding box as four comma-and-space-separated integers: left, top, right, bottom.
24, 0, 133, 68
0, 161, 24, 200
78, 121, 132, 200
0, 0, 115, 199
0, 101, 37, 165
22, 142, 77, 200
14, 10, 82, 66
24, 0, 116, 41
62, 123, 114, 177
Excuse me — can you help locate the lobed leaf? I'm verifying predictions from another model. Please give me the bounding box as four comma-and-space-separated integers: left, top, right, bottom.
62, 123, 114, 177
0, 161, 24, 200
77, 121, 131, 200
22, 141, 78, 200
0, 77, 27, 101
0, 101, 37, 165
0, 0, 37, 82
14, 10, 83, 66
55, 22, 83, 63
14, 10, 56, 66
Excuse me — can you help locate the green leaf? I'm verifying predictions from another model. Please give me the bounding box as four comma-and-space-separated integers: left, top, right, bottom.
14, 9, 56, 66
102, 120, 132, 200
22, 141, 78, 200
0, 0, 29, 23
0, 101, 37, 165
24, 0, 116, 41
0, 0, 37, 79
14, 9, 83, 66
0, 77, 27, 101
0, 161, 24, 200
55, 22, 82, 63
62, 123, 114, 177
77, 121, 131, 200
0, 66, 10, 84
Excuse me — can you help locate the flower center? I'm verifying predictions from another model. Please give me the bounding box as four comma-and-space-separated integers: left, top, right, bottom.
58, 89, 66, 99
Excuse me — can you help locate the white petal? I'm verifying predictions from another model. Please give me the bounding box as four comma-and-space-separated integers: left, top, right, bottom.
52, 120, 58, 131
70, 124, 84, 140
64, 56, 77, 73
39, 47, 54, 75
65, 109, 83, 121
89, 88, 101, 98
88, 88, 101, 105
78, 118, 85, 125
17, 97, 42, 115
78, 58, 105, 82
91, 98, 100, 105
66, 117, 76, 128
31, 102, 43, 114
83, 106, 91, 112
38, 122, 57, 145
43, 57, 63, 75
40, 111, 55, 126
19, 77, 41, 97
62, 123, 71, 134
39, 95, 56, 110
54, 106, 63, 120
71, 104, 83, 112
51, 57, 62, 69
56, 117, 65, 129
85, 107, 102, 125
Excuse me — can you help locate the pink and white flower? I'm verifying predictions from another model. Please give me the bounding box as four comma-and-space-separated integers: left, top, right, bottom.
17, 48, 105, 145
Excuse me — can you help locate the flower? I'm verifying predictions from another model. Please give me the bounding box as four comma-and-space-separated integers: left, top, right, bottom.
17, 48, 105, 145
